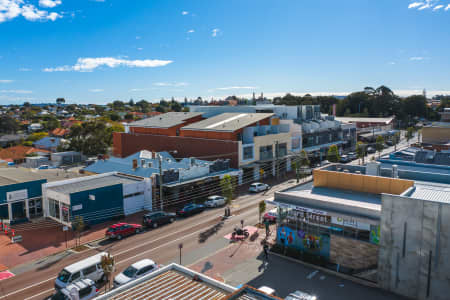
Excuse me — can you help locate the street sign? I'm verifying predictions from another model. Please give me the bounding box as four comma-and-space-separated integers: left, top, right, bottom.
178, 243, 183, 249
63, 226, 69, 231
11, 235, 22, 243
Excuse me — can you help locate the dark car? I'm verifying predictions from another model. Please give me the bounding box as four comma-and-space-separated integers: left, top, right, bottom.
105, 223, 142, 240
367, 146, 376, 154
143, 211, 176, 229
385, 140, 394, 146
176, 203, 205, 217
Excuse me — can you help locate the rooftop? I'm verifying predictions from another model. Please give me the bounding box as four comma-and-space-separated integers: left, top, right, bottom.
0, 167, 84, 187
47, 172, 141, 194
182, 113, 274, 132
404, 182, 450, 204
226, 285, 283, 300
128, 112, 203, 129
0, 145, 50, 161
95, 263, 236, 300
335, 116, 395, 124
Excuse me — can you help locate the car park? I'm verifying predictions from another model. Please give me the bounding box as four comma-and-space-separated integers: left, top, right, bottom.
176, 203, 205, 217
204, 195, 226, 208
263, 208, 278, 223
55, 252, 110, 289
249, 182, 269, 193
105, 223, 142, 240
47, 279, 99, 300
143, 211, 176, 229
113, 259, 159, 288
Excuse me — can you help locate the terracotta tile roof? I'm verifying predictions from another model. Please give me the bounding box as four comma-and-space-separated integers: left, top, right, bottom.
0, 146, 50, 161
51, 128, 69, 136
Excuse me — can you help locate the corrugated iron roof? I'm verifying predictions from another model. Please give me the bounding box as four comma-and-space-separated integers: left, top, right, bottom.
409, 184, 450, 203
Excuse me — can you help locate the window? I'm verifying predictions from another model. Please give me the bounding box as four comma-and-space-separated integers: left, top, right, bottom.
124, 192, 144, 199
243, 146, 254, 160
61, 203, 70, 223
71, 271, 80, 282
78, 286, 92, 298
48, 198, 60, 219
137, 265, 153, 275
83, 265, 97, 276
259, 145, 273, 160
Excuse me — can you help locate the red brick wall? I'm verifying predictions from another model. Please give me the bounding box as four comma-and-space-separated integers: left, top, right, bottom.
113, 132, 240, 168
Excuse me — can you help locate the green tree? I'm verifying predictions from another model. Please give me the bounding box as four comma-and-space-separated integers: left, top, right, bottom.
258, 200, 266, 224
68, 121, 112, 155
356, 142, 366, 165
72, 215, 85, 248
43, 117, 60, 131
0, 115, 19, 134
376, 135, 384, 158
327, 145, 340, 163
124, 113, 134, 121
27, 131, 48, 142
56, 98, 65, 105
220, 175, 236, 206
406, 127, 414, 144
101, 253, 115, 292
109, 112, 120, 122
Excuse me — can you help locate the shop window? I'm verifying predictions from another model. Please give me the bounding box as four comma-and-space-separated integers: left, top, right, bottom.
61, 203, 70, 223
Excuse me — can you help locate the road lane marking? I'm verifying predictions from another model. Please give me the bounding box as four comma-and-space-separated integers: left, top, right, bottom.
0, 200, 262, 299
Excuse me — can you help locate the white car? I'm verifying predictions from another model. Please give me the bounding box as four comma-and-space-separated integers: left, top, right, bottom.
114, 259, 159, 287
249, 183, 269, 193
47, 279, 98, 300
285, 290, 317, 300
258, 286, 276, 296
204, 195, 226, 208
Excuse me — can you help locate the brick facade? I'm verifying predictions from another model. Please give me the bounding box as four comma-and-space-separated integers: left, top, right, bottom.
113, 132, 240, 168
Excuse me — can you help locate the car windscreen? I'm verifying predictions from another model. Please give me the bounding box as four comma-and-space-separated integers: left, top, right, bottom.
122, 266, 138, 278
107, 227, 116, 232
57, 269, 71, 283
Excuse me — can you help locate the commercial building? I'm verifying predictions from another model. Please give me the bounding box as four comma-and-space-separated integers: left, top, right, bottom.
43, 172, 152, 226
420, 122, 450, 150
0, 167, 83, 224
84, 150, 240, 209
335, 116, 395, 131
270, 162, 450, 300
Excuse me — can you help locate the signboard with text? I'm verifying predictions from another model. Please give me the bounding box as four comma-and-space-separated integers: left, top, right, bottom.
6, 189, 28, 202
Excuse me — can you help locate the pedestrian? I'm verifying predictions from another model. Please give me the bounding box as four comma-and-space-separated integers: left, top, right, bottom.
263, 242, 269, 260
264, 219, 270, 237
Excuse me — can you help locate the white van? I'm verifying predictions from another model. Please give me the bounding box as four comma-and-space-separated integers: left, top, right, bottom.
55, 252, 110, 289
47, 279, 99, 300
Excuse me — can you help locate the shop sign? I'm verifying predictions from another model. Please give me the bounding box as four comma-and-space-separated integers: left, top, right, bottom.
6, 189, 28, 202
72, 204, 83, 211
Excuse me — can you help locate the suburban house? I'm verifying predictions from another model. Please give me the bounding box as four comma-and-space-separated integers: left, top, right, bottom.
0, 145, 50, 165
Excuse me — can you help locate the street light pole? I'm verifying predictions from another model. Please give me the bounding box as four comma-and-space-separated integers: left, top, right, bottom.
158, 154, 163, 211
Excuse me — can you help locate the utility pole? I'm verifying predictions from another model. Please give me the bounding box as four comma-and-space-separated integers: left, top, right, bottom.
275, 141, 280, 180
158, 154, 163, 211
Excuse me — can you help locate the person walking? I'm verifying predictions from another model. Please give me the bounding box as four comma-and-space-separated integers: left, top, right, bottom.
263, 241, 269, 260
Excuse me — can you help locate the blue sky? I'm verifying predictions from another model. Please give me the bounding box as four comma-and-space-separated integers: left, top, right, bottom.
0, 0, 449, 104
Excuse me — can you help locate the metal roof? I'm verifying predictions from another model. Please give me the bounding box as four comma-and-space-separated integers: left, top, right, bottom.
335, 116, 395, 124
408, 183, 450, 203
96, 263, 235, 300
47, 173, 142, 195
181, 113, 274, 132
0, 167, 84, 187
128, 112, 203, 129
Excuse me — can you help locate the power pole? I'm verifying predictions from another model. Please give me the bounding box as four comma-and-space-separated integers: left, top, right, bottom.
276, 141, 280, 180
159, 154, 163, 211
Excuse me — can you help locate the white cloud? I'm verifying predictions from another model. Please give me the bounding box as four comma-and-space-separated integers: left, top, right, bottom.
19, 67, 31, 71
446, 4, 450, 10
418, 3, 431, 10
216, 86, 259, 90
153, 82, 188, 87
388, 62, 396, 65
89, 89, 104, 93
0, 0, 62, 23
0, 89, 32, 94
408, 2, 424, 9
39, 0, 61, 8
137, 47, 143, 51
187, 29, 194, 33
43, 57, 173, 72
410, 56, 427, 61
0, 79, 13, 83
181, 11, 188, 15
433, 4, 444, 10
129, 88, 145, 92
212, 28, 220, 37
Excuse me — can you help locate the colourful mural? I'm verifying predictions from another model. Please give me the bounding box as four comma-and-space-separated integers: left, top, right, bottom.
370, 225, 380, 245
277, 226, 330, 258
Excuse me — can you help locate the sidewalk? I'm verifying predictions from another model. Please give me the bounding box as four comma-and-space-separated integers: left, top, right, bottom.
0, 211, 146, 270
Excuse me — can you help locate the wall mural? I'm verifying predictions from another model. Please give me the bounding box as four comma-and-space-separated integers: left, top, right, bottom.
277, 226, 330, 258
370, 225, 380, 245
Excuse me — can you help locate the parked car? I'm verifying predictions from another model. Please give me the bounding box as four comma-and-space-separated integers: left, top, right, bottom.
48, 279, 99, 300
367, 146, 376, 154
385, 140, 394, 146
249, 182, 270, 193
285, 290, 317, 300
204, 195, 226, 208
113, 259, 159, 288
263, 208, 278, 223
143, 211, 176, 229
176, 203, 205, 217
37, 165, 50, 170
339, 155, 351, 163
258, 286, 277, 296
105, 223, 142, 240
55, 252, 110, 289
347, 152, 357, 160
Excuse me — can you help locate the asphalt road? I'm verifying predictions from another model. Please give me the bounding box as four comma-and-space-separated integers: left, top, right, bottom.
0, 178, 297, 300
